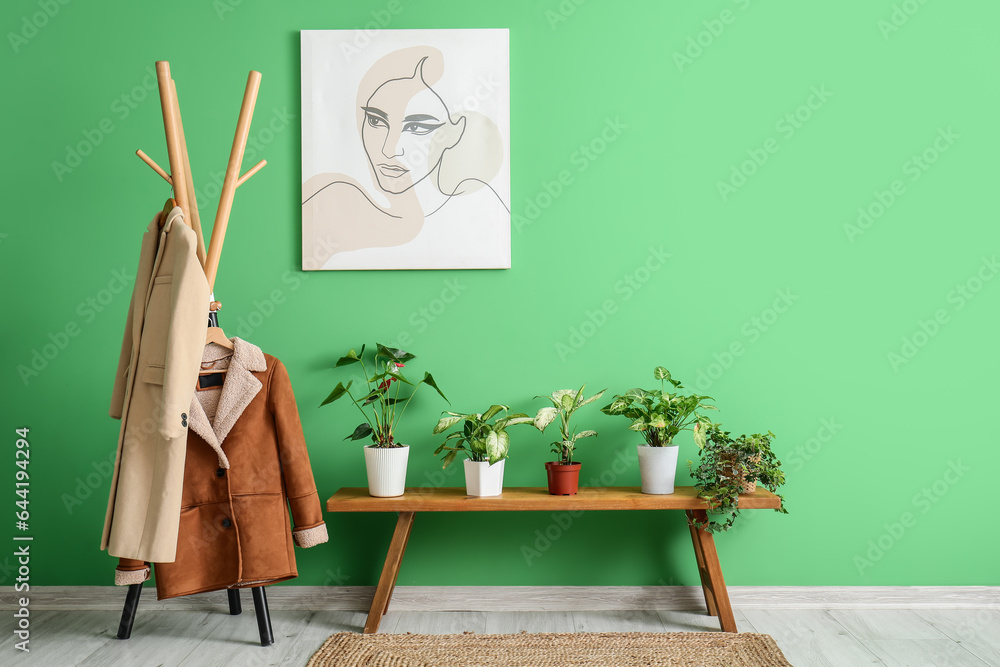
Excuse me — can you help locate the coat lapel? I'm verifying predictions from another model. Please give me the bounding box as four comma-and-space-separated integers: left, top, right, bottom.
189, 338, 267, 468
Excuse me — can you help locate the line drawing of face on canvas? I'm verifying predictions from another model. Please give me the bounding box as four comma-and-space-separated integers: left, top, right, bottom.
301, 45, 509, 269
361, 58, 465, 195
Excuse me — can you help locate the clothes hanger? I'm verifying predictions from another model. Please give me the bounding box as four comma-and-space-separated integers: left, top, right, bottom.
158, 197, 177, 229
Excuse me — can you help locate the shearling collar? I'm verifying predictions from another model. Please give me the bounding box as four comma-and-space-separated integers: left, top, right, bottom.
187, 337, 267, 468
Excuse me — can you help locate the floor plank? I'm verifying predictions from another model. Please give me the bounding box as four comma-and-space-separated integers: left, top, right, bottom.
912, 609, 1000, 666
77, 611, 229, 666
656, 609, 758, 633
484, 611, 575, 633
179, 610, 314, 666
742, 609, 884, 667
278, 611, 370, 666
389, 611, 487, 635
4, 610, 118, 666
572, 610, 666, 633
829, 609, 951, 640
860, 639, 990, 666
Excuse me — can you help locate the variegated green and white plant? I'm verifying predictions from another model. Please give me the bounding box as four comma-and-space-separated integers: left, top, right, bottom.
600, 366, 715, 447
433, 405, 534, 468
533, 385, 607, 464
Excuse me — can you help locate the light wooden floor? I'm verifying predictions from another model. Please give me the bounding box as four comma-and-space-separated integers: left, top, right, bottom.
3, 607, 997, 666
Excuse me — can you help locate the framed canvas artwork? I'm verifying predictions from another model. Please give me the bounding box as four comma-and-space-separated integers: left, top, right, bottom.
301, 29, 511, 270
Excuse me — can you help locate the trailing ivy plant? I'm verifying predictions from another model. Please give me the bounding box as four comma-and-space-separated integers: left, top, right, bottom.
600, 366, 716, 447
432, 405, 534, 468
319, 343, 447, 447
688, 425, 788, 533
534, 385, 606, 464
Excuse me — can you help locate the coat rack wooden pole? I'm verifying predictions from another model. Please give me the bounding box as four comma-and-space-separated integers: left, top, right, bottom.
204, 70, 263, 291
172, 79, 207, 266
154, 61, 191, 230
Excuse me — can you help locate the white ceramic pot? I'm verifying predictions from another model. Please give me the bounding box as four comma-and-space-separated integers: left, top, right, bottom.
464, 458, 505, 497
637, 444, 679, 495
364, 445, 409, 497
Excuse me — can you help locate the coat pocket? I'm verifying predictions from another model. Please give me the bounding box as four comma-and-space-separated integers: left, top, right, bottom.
142, 364, 166, 385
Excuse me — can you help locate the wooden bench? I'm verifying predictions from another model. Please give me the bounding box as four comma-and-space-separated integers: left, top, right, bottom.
326, 486, 781, 633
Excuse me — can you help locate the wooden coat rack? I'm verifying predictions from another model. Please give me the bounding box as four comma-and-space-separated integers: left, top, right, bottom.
119, 60, 274, 648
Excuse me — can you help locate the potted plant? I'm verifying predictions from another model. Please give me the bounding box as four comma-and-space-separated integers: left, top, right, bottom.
688, 425, 788, 533
432, 405, 534, 497
320, 343, 447, 497
533, 385, 606, 495
601, 366, 715, 495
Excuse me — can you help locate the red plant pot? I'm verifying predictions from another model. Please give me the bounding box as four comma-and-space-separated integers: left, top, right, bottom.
545, 461, 582, 495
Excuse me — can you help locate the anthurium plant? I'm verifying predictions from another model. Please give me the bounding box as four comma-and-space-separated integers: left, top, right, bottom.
688, 425, 788, 533
601, 366, 716, 447
320, 343, 447, 447
433, 405, 534, 468
534, 385, 606, 464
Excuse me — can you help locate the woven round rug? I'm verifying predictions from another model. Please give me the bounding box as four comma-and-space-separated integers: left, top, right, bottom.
306, 631, 793, 666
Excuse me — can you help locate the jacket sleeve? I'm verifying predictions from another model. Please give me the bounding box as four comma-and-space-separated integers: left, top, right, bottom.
110, 222, 158, 420
158, 224, 210, 441
108, 282, 137, 420
268, 359, 329, 548
114, 557, 150, 586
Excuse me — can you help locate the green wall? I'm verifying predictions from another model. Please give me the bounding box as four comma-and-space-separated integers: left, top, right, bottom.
2, 0, 998, 590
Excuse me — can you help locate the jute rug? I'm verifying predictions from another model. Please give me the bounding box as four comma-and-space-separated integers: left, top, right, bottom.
306, 631, 793, 666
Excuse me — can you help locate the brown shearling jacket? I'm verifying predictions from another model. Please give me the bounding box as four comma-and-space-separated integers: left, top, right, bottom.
116, 338, 328, 598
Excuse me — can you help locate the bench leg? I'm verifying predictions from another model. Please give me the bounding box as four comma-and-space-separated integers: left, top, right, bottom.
686, 510, 737, 633
364, 511, 415, 634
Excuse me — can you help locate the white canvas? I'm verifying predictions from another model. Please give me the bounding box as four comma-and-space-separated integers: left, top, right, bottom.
301, 29, 510, 270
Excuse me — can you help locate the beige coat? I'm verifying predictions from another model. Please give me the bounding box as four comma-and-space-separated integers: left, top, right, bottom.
102, 207, 209, 563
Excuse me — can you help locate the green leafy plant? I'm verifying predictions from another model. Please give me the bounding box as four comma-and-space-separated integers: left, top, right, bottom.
432, 405, 535, 468
688, 425, 788, 533
319, 343, 447, 447
601, 366, 716, 447
533, 385, 606, 464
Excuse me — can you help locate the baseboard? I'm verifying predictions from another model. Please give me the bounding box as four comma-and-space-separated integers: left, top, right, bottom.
1, 586, 997, 612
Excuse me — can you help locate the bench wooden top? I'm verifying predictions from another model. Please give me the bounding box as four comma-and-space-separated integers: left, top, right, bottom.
326, 486, 781, 512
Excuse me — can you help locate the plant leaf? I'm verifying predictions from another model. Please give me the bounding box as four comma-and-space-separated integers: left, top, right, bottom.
334, 347, 364, 368
376, 343, 416, 362
319, 380, 353, 407
551, 389, 577, 405
441, 449, 459, 469
421, 372, 449, 402
577, 388, 607, 408
344, 423, 373, 441
481, 404, 508, 422
485, 429, 509, 464
500, 415, 534, 427
534, 407, 558, 432
654, 366, 670, 380
433, 415, 464, 434
577, 429, 598, 439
